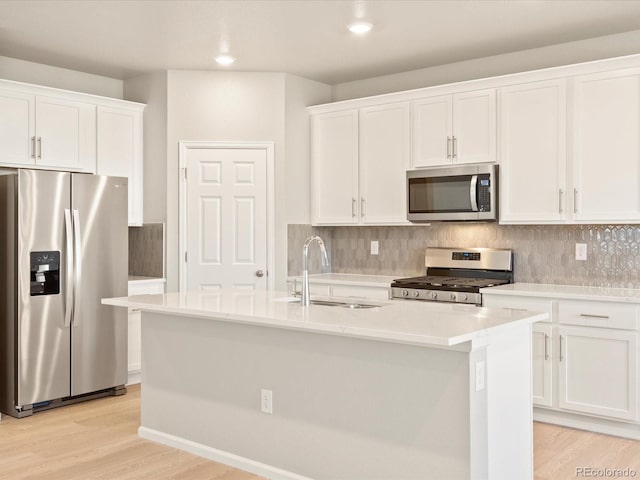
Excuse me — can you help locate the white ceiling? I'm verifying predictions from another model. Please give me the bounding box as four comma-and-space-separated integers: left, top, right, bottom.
1, 0, 640, 85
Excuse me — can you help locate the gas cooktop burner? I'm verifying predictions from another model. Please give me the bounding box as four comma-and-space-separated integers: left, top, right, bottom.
390, 247, 513, 305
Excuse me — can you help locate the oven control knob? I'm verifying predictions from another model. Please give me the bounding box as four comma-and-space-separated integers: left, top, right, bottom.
413, 290, 420, 297
461, 294, 468, 302
402, 290, 409, 297
431, 292, 438, 299
450, 293, 456, 301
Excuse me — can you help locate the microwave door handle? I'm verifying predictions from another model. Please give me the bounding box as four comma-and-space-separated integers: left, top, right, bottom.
469, 175, 479, 211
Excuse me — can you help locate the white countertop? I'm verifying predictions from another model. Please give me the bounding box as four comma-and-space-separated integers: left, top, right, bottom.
287, 273, 397, 287
103, 290, 546, 347
128, 276, 166, 284
481, 283, 640, 303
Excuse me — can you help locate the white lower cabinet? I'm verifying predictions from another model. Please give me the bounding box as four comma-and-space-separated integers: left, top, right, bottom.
532, 323, 553, 407
558, 325, 638, 421
483, 291, 640, 425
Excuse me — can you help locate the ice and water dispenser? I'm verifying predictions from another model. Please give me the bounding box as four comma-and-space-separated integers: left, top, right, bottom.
30, 251, 60, 296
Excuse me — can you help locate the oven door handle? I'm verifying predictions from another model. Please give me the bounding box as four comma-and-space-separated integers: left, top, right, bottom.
469, 175, 478, 212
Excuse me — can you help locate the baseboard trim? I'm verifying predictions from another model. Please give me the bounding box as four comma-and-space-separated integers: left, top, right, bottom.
534, 408, 640, 440
138, 426, 313, 480
127, 370, 141, 385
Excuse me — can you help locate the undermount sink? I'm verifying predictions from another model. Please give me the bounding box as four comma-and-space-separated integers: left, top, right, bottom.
274, 296, 384, 309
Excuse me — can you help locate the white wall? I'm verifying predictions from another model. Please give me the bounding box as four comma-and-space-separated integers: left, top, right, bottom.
284, 74, 331, 225
165, 71, 288, 292
0, 55, 123, 98
332, 29, 640, 101
123, 72, 168, 223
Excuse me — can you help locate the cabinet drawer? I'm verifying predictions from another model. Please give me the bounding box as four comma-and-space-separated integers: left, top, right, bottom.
559, 301, 639, 330
483, 295, 553, 317
331, 284, 390, 300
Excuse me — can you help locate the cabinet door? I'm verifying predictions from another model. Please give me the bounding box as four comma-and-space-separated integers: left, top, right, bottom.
97, 106, 144, 226
572, 68, 640, 222
35, 96, 96, 172
453, 89, 496, 164
311, 110, 359, 224
359, 102, 410, 224
411, 95, 452, 167
331, 284, 390, 300
499, 80, 567, 223
532, 323, 553, 407
0, 89, 35, 166
559, 325, 638, 421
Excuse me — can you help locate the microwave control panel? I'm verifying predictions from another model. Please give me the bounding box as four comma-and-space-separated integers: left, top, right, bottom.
478, 175, 491, 212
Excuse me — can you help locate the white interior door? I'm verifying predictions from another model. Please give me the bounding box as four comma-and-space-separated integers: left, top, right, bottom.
183, 145, 269, 291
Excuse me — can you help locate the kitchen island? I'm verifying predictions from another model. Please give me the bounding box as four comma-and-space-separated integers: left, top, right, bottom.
103, 290, 547, 480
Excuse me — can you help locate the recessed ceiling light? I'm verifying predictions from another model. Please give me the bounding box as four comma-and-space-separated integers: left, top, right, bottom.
215, 54, 235, 66
348, 22, 373, 34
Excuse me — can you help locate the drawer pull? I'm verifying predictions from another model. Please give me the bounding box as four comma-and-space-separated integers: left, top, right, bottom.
502, 307, 527, 311
579, 314, 610, 319
544, 333, 550, 360
559, 334, 564, 362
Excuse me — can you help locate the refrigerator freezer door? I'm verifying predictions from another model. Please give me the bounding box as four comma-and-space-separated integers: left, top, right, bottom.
71, 174, 128, 396
17, 170, 71, 406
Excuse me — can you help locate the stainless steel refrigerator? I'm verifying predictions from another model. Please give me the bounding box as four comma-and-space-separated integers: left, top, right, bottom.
0, 169, 128, 418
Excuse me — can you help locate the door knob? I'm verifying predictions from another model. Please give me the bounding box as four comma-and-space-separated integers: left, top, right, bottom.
255, 270, 264, 277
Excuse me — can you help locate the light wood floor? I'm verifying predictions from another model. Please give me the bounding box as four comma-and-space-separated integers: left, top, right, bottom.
1, 385, 639, 479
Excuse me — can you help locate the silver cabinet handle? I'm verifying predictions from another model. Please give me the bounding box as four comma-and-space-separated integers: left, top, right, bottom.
31, 136, 36, 159
37, 137, 42, 159
351, 198, 357, 217
64, 209, 73, 327
361, 197, 366, 216
544, 333, 550, 360
469, 175, 478, 212
579, 313, 610, 319
255, 270, 264, 278
452, 136, 457, 160
573, 188, 578, 214
559, 334, 564, 362
72, 209, 82, 326
447, 136, 452, 160
558, 189, 563, 214
502, 307, 527, 311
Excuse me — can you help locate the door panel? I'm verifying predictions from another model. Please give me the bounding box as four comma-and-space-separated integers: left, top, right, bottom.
0, 90, 35, 166
17, 170, 71, 406
453, 89, 496, 164
412, 95, 452, 167
71, 174, 128, 396
186, 147, 268, 290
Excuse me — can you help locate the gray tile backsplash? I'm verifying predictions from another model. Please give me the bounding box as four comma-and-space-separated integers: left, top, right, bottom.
129, 223, 165, 277
287, 223, 640, 288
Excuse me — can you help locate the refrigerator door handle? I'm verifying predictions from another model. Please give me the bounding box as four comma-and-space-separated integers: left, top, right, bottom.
72, 209, 82, 327
64, 209, 74, 327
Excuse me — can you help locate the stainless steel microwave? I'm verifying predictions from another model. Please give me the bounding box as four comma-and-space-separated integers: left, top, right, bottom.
407, 164, 498, 222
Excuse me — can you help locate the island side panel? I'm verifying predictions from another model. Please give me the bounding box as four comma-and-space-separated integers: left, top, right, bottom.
484, 324, 534, 480
140, 311, 473, 480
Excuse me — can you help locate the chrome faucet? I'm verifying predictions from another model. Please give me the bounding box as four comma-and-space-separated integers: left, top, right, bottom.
301, 235, 329, 306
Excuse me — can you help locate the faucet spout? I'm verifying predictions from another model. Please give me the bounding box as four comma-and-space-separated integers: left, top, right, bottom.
301, 235, 329, 307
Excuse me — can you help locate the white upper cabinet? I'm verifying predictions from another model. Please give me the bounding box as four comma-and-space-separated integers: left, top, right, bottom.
0, 89, 34, 166
412, 89, 496, 168
311, 103, 410, 226
572, 68, 640, 223
0, 90, 96, 172
35, 96, 96, 172
359, 102, 410, 224
311, 110, 359, 224
97, 106, 144, 226
499, 79, 567, 223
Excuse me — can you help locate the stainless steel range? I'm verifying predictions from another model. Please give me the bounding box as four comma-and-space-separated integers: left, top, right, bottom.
391, 247, 513, 305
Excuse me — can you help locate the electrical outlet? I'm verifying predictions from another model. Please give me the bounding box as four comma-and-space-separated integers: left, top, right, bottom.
370, 240, 379, 255
475, 361, 485, 392
260, 389, 273, 414
575, 243, 587, 261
